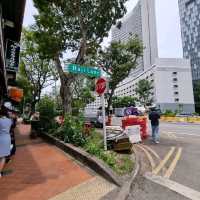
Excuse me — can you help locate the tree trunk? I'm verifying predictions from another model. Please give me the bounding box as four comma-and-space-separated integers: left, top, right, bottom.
54, 28, 86, 114
60, 76, 73, 114
31, 103, 36, 114
31, 95, 37, 113
54, 56, 74, 114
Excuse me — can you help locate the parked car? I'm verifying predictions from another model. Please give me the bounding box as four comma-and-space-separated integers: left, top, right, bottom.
84, 109, 105, 128
176, 113, 193, 117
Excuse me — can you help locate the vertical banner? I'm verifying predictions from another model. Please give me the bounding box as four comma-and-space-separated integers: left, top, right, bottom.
6, 39, 20, 72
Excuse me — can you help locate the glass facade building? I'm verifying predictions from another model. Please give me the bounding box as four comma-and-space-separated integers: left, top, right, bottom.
179, 0, 200, 81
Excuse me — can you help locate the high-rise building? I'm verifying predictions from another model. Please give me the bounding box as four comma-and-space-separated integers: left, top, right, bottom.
114, 58, 195, 113
111, 0, 195, 113
112, 0, 158, 76
86, 0, 195, 114
178, 0, 200, 81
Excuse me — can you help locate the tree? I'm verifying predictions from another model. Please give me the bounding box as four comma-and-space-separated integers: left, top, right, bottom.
36, 95, 56, 129
72, 88, 95, 116
16, 65, 33, 113
112, 96, 136, 108
135, 79, 153, 107
33, 0, 128, 114
72, 76, 95, 115
16, 65, 33, 101
96, 37, 143, 113
193, 80, 200, 113
19, 28, 56, 112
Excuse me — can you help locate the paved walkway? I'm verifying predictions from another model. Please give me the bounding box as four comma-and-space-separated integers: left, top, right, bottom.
0, 124, 115, 200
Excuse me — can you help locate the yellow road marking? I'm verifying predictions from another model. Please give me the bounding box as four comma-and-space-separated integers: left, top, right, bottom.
141, 144, 161, 160
136, 144, 156, 170
153, 147, 176, 175
164, 148, 182, 178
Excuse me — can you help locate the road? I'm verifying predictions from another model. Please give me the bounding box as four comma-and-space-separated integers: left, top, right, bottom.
111, 117, 200, 200
134, 122, 200, 200
160, 122, 200, 137
158, 122, 200, 191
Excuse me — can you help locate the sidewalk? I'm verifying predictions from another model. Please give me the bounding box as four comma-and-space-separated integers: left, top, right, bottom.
0, 124, 115, 200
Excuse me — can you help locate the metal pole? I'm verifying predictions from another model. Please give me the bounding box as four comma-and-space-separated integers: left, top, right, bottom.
55, 78, 57, 100
101, 94, 107, 151
22, 96, 25, 116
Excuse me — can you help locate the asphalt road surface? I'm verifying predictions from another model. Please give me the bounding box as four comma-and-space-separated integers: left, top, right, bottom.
111, 117, 200, 200
158, 122, 200, 191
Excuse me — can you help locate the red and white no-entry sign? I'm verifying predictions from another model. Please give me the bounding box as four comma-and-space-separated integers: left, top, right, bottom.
95, 78, 106, 95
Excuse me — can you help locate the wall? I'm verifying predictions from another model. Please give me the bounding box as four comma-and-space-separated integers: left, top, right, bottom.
154, 58, 195, 113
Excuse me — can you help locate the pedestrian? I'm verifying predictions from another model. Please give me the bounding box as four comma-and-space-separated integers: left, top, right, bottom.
8, 110, 18, 157
149, 107, 160, 144
0, 106, 12, 178
4, 102, 18, 159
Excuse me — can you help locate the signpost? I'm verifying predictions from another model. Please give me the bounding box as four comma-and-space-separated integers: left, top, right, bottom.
96, 78, 107, 151
64, 63, 107, 150
95, 78, 107, 95
64, 63, 101, 78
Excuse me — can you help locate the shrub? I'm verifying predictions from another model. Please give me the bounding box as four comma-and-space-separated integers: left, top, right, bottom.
52, 114, 86, 147
83, 131, 134, 175
163, 109, 176, 117
84, 131, 103, 156
193, 112, 199, 116
112, 96, 136, 108
37, 96, 56, 130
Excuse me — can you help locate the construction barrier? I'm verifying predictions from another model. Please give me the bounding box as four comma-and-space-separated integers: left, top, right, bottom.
122, 116, 148, 140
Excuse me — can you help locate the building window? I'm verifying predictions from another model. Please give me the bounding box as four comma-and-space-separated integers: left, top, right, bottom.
172, 72, 177, 75
173, 78, 178, 82
175, 98, 179, 102
173, 85, 178, 88
185, 0, 195, 7
174, 92, 179, 95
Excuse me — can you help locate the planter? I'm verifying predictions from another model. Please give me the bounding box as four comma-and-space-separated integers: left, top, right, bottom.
40, 132, 123, 186
39, 132, 140, 200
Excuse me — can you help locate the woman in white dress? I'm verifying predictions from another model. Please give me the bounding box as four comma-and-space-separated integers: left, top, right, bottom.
0, 106, 12, 178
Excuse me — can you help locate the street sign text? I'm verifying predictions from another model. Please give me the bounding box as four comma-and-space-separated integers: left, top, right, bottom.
64, 64, 101, 78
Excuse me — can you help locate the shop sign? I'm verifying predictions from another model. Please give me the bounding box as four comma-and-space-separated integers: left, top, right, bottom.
6, 40, 20, 72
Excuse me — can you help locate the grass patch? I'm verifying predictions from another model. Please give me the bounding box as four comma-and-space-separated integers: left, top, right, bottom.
83, 131, 134, 175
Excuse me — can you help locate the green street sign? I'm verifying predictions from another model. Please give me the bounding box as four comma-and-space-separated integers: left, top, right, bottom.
64, 64, 101, 78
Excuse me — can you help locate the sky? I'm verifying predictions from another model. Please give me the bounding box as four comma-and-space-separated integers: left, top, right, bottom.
23, 0, 183, 59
